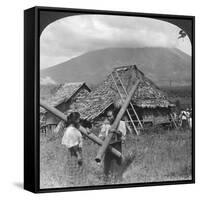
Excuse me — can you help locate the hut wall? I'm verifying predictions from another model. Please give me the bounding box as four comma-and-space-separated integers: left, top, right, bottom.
140, 107, 171, 125
45, 112, 61, 125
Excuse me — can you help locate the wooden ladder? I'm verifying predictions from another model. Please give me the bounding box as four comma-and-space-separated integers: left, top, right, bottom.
170, 113, 178, 128
111, 70, 143, 135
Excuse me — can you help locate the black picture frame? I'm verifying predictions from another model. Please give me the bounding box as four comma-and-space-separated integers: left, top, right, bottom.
24, 6, 195, 193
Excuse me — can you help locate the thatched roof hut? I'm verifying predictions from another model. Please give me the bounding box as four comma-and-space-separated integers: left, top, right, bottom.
40, 82, 91, 125
77, 65, 174, 123
40, 82, 90, 114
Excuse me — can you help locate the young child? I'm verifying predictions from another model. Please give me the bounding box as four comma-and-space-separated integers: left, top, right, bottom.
62, 112, 85, 186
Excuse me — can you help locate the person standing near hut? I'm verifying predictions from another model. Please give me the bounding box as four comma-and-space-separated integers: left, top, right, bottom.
99, 110, 126, 182
61, 112, 86, 186
188, 108, 192, 130
179, 109, 189, 130
99, 110, 127, 142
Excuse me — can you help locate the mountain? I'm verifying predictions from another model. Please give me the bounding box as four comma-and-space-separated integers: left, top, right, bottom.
40, 47, 191, 87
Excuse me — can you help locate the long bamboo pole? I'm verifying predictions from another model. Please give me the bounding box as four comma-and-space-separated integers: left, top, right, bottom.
95, 79, 140, 163
40, 100, 122, 159
111, 72, 139, 135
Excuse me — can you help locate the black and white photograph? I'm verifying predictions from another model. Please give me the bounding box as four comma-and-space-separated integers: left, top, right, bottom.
39, 8, 194, 190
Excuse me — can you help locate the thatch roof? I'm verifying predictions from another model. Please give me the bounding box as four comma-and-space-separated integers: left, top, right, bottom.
40, 82, 90, 114
77, 65, 174, 121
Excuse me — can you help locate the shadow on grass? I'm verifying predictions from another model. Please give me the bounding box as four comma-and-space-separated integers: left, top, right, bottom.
13, 182, 23, 189
117, 152, 137, 180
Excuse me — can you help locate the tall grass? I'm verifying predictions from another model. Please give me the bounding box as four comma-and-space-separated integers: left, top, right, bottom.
40, 128, 192, 189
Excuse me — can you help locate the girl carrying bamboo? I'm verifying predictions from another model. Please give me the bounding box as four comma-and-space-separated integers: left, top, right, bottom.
61, 112, 86, 186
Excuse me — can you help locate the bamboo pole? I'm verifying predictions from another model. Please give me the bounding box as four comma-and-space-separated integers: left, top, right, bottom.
40, 100, 122, 158
95, 79, 140, 163
115, 71, 143, 129
170, 113, 178, 128
111, 72, 139, 135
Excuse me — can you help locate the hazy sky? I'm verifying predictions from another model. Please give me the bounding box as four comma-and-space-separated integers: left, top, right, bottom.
40, 15, 191, 69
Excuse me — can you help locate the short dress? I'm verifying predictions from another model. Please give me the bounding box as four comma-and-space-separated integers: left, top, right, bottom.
62, 125, 86, 187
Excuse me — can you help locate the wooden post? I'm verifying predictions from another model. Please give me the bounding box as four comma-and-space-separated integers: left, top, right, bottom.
170, 113, 178, 128
40, 100, 122, 159
103, 140, 122, 182
95, 79, 140, 163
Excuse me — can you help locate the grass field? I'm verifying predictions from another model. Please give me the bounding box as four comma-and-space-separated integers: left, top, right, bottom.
40, 85, 192, 188
40, 127, 192, 189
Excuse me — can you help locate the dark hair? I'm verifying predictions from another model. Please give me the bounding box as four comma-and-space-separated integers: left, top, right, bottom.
80, 119, 92, 129
67, 112, 80, 127
106, 108, 119, 124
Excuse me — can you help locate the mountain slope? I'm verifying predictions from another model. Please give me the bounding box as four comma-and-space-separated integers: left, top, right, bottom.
40, 47, 191, 87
